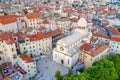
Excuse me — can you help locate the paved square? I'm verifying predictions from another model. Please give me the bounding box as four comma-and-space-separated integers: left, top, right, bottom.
35, 54, 68, 80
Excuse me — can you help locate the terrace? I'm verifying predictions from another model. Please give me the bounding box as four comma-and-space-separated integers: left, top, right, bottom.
0, 62, 26, 77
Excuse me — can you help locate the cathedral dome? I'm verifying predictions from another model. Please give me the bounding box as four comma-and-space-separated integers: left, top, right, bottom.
77, 17, 87, 27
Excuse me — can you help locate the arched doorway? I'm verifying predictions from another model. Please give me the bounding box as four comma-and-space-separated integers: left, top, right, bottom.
61, 59, 64, 64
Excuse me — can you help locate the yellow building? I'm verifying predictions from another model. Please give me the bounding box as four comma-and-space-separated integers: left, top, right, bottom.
80, 43, 110, 67
56, 18, 70, 36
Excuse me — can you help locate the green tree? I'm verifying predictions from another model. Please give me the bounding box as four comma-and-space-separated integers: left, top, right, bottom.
91, 59, 118, 80
68, 68, 73, 77
63, 55, 120, 80
108, 54, 120, 77
55, 71, 62, 80
78, 73, 89, 80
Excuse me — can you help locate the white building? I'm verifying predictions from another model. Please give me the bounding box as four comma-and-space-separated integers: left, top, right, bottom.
92, 32, 110, 45
53, 17, 92, 68
109, 37, 120, 54
18, 33, 52, 57
18, 54, 37, 80
0, 15, 20, 33
24, 14, 42, 29
0, 32, 18, 65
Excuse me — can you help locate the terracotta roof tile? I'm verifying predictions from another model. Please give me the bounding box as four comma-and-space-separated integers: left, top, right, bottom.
25, 14, 42, 19
111, 37, 120, 42
90, 38, 97, 43
0, 32, 16, 44
42, 21, 50, 24
90, 45, 109, 57
46, 29, 61, 36
33, 33, 50, 40
92, 32, 110, 39
19, 54, 34, 63
0, 15, 20, 24
80, 43, 93, 51
109, 27, 120, 35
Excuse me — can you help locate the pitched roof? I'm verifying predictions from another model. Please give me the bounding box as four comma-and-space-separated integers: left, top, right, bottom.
0, 15, 20, 25
111, 37, 120, 42
25, 14, 42, 19
5, 39, 15, 45
0, 19, 17, 25
92, 32, 110, 39
0, 32, 16, 45
33, 33, 50, 40
80, 43, 109, 57
109, 27, 120, 35
46, 29, 61, 36
42, 21, 50, 24
80, 43, 93, 51
19, 54, 34, 63
90, 45, 109, 57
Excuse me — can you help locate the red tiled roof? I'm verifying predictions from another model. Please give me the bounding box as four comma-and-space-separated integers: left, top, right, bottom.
5, 39, 15, 45
90, 45, 109, 57
42, 21, 50, 24
0, 15, 20, 19
70, 18, 78, 23
80, 43, 93, 51
0, 32, 16, 44
19, 54, 34, 63
0, 19, 17, 25
33, 33, 50, 40
25, 14, 42, 19
92, 32, 110, 39
0, 15, 20, 25
90, 38, 97, 43
46, 29, 61, 36
111, 37, 120, 42
109, 27, 120, 35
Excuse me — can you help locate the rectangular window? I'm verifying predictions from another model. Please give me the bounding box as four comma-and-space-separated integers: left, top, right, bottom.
28, 70, 30, 72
